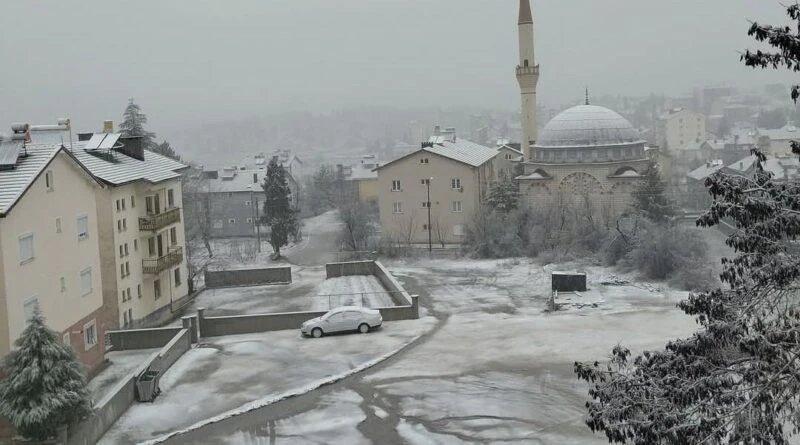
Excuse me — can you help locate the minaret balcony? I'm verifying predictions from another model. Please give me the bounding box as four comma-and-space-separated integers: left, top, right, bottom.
516, 64, 540, 76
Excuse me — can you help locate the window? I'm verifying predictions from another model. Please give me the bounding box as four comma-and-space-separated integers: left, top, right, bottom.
122, 218, 127, 231
392, 202, 403, 214
125, 262, 130, 276
148, 237, 156, 256
137, 284, 142, 298
174, 268, 181, 287
55, 217, 62, 234
119, 245, 124, 258
170, 227, 178, 245
116, 199, 121, 212
18, 233, 34, 264
45, 170, 54, 191
154, 280, 162, 299
167, 189, 175, 208
83, 320, 97, 350
121, 198, 126, 211
127, 287, 131, 301
452, 201, 463, 212
421, 179, 430, 185
451, 178, 461, 189
124, 243, 129, 256
80, 268, 92, 296
246, 217, 253, 224
422, 224, 429, 231
146, 196, 154, 214
228, 218, 236, 224
120, 264, 125, 279
127, 308, 132, 325
63, 333, 70, 347
117, 220, 122, 232
133, 239, 138, 251
131, 196, 135, 208
77, 215, 88, 240
213, 220, 223, 229
245, 200, 252, 207
391, 180, 402, 191
123, 310, 129, 326
419, 158, 429, 164
121, 289, 127, 302
23, 297, 38, 322
504, 153, 513, 160
60, 276, 66, 292
422, 202, 430, 208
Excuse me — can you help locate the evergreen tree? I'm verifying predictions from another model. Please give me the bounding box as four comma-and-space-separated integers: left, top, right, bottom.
630, 163, 676, 224
262, 158, 298, 258
0, 306, 92, 441
574, 7, 800, 443
486, 177, 520, 212
119, 98, 157, 150
153, 141, 180, 160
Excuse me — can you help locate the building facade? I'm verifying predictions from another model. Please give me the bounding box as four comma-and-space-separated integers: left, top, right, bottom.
657, 108, 707, 150
0, 138, 107, 375
376, 137, 497, 245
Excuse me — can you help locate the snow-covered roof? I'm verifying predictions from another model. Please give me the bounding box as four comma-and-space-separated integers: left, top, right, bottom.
687, 159, 725, 180
70, 142, 187, 186
377, 138, 497, 170
205, 168, 298, 193
498, 144, 523, 155
758, 125, 800, 141
726, 155, 757, 173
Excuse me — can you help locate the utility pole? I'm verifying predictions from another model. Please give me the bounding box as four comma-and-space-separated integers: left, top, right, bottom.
254, 196, 262, 253
426, 177, 433, 253
250, 187, 262, 253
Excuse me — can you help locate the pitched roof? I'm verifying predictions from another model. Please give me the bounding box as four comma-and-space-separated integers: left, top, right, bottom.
376, 138, 498, 171
0, 142, 102, 216
204, 168, 298, 193
69, 141, 187, 186
687, 159, 725, 180
518, 0, 533, 24
757, 125, 800, 141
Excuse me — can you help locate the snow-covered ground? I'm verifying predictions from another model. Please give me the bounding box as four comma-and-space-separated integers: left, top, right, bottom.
98, 317, 436, 445
89, 348, 160, 404
313, 275, 394, 309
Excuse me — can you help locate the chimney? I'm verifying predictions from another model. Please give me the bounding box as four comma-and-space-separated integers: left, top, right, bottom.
77, 132, 93, 141
253, 173, 258, 184
434, 125, 441, 136
103, 120, 114, 133
118, 135, 144, 161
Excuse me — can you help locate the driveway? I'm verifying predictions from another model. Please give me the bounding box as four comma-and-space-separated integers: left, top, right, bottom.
285, 210, 343, 266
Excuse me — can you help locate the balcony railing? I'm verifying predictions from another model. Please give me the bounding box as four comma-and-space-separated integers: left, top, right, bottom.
139, 207, 181, 232
142, 246, 183, 275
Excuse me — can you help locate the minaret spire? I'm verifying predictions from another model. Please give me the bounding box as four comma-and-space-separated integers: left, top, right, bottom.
585, 86, 590, 105
516, 0, 539, 161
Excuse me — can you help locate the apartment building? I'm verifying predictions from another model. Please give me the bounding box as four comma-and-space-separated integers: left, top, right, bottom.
376, 135, 498, 245
67, 131, 189, 329
0, 126, 107, 374
656, 108, 707, 150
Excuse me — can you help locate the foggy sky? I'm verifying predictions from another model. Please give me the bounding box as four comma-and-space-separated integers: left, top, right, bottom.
0, 0, 795, 138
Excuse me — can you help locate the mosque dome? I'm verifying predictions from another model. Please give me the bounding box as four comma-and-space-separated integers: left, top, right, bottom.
536, 105, 642, 148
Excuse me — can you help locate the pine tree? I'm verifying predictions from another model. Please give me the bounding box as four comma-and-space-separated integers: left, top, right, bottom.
119, 98, 157, 150
486, 177, 520, 212
630, 163, 676, 224
153, 141, 180, 160
0, 306, 92, 441
262, 158, 298, 258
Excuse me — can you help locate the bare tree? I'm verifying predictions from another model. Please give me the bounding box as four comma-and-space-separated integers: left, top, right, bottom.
339, 202, 375, 252
431, 215, 449, 248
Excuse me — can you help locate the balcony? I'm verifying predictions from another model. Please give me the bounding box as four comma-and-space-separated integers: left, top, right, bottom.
139, 207, 181, 232
142, 247, 183, 275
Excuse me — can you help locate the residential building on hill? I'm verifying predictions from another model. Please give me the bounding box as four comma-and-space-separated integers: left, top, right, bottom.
376, 133, 498, 245
656, 108, 707, 150
756, 125, 800, 156
0, 123, 107, 375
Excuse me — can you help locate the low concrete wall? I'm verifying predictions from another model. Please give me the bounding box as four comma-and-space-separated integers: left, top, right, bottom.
372, 261, 412, 305
67, 329, 192, 445
205, 267, 292, 288
325, 261, 375, 277
108, 327, 183, 351
201, 311, 328, 337
378, 295, 420, 321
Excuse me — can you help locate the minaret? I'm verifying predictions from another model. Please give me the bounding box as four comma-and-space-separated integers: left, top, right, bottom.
516, 0, 539, 162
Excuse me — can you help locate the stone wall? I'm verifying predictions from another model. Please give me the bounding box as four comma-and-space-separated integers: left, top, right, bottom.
108, 327, 183, 351
66, 329, 192, 445
205, 267, 292, 288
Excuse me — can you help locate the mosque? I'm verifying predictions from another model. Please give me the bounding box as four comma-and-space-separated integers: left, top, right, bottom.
513, 0, 650, 217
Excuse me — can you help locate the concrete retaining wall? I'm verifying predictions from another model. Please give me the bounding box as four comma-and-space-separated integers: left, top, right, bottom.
67, 329, 192, 445
325, 261, 375, 277
205, 267, 292, 288
108, 327, 183, 351
326, 260, 411, 305
201, 311, 328, 337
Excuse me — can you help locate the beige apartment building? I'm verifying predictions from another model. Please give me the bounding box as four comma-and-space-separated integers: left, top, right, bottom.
376, 136, 498, 245
657, 108, 707, 150
69, 131, 189, 329
0, 132, 107, 374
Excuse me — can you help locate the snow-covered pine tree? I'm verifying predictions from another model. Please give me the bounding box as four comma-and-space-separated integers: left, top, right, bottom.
630, 162, 676, 225
119, 98, 157, 150
262, 158, 298, 258
486, 176, 520, 212
0, 306, 92, 441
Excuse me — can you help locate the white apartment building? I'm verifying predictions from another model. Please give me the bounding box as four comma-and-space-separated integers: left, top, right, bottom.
69, 132, 189, 329
657, 108, 707, 150
0, 125, 108, 374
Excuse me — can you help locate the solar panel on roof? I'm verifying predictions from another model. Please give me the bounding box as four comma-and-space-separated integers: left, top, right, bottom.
0, 142, 19, 169
84, 134, 107, 150
98, 133, 120, 149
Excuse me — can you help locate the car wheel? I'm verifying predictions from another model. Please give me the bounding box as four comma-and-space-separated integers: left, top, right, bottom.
358, 323, 370, 334
312, 328, 323, 338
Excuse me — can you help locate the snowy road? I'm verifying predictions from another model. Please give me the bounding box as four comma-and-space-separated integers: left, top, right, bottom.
284, 210, 344, 267
160, 253, 701, 445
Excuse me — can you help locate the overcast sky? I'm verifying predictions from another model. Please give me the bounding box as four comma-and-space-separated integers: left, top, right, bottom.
0, 0, 795, 136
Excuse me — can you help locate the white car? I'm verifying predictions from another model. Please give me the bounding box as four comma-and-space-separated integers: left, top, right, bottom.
301, 306, 382, 338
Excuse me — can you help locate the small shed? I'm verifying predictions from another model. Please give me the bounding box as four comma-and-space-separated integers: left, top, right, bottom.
551, 271, 587, 292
